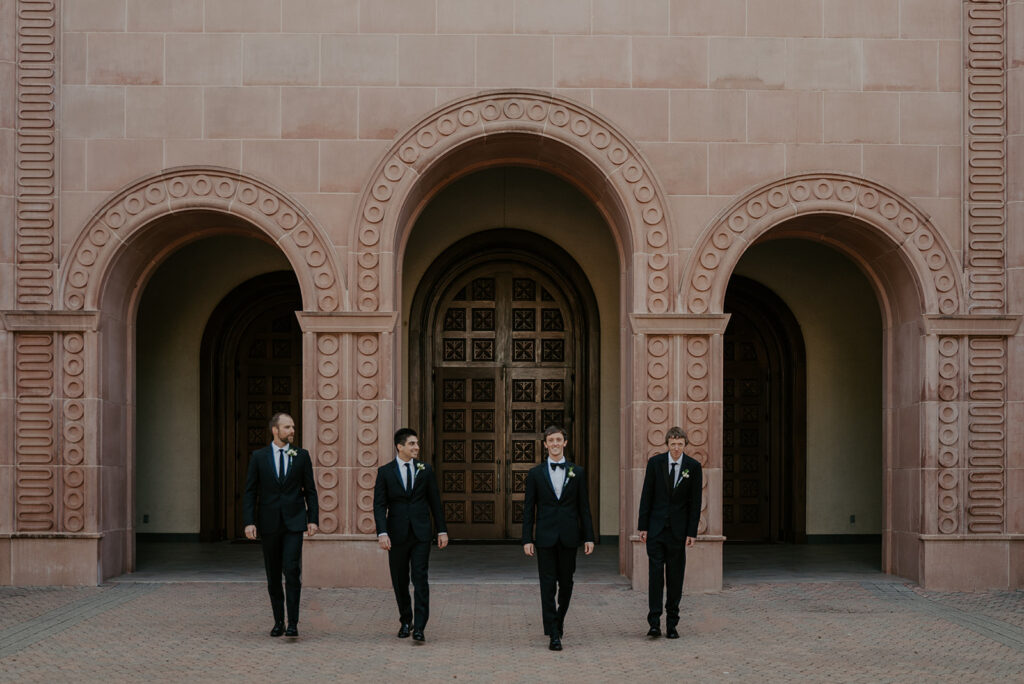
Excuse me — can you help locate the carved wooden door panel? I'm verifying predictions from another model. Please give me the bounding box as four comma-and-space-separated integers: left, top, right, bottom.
433, 267, 575, 539
722, 311, 771, 542
234, 310, 302, 539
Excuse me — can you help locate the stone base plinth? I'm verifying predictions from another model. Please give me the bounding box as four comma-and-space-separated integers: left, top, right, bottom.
303, 535, 391, 588
2, 535, 102, 586
920, 535, 1024, 591
630, 535, 724, 594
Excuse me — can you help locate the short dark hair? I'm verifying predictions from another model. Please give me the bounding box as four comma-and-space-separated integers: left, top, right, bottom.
269, 413, 292, 431
665, 426, 688, 444
394, 428, 418, 448
543, 425, 567, 441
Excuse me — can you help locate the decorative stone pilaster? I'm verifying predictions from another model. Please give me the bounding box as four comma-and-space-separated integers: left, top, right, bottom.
297, 312, 397, 588
628, 314, 729, 592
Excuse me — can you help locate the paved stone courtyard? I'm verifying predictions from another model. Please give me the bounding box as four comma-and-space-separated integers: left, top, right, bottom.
2, 571, 1022, 682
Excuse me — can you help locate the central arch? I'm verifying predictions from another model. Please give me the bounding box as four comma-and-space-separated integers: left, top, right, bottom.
348, 91, 683, 583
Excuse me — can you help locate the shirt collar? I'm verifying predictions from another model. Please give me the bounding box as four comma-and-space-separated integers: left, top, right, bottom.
668, 453, 683, 464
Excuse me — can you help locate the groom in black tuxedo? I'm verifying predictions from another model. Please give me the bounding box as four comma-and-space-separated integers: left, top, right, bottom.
637, 426, 702, 639
374, 428, 448, 642
243, 412, 319, 638
522, 425, 595, 651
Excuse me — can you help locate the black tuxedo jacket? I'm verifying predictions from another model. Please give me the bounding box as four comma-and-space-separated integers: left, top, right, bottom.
243, 445, 319, 536
373, 459, 447, 544
521, 461, 595, 548
637, 452, 702, 540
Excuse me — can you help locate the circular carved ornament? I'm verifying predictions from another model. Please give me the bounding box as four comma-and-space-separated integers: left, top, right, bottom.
60, 168, 343, 313
351, 91, 675, 314
683, 174, 963, 317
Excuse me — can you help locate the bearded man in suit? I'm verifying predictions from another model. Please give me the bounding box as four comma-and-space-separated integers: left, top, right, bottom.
637, 426, 702, 639
243, 412, 319, 638
374, 428, 448, 642
521, 425, 595, 651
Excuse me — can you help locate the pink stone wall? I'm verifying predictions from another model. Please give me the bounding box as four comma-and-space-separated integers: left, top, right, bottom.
0, 0, 1021, 590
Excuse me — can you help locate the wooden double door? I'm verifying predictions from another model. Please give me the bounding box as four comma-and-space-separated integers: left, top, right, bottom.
427, 262, 584, 540
722, 276, 806, 543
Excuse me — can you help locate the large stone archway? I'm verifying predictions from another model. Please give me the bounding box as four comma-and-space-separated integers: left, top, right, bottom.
317, 90, 703, 587
4, 168, 344, 584
680, 173, 1020, 589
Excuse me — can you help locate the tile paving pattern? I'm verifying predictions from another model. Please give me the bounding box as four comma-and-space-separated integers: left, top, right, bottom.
0, 544, 1021, 682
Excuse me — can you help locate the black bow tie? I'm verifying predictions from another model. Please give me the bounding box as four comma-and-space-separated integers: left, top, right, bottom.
550, 462, 565, 470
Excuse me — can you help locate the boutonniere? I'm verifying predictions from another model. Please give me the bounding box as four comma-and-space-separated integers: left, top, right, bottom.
416, 462, 425, 472
567, 466, 576, 478
680, 469, 690, 480
286, 448, 298, 459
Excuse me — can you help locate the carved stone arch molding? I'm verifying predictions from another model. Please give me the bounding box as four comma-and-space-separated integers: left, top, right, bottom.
59, 167, 345, 313
681, 172, 965, 317
349, 89, 678, 315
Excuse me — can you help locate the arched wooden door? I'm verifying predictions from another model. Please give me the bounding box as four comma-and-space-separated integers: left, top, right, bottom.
200, 272, 303, 541
723, 276, 806, 543
411, 231, 599, 541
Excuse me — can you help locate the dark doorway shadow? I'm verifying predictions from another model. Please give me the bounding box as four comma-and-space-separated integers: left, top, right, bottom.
199, 271, 302, 542
723, 276, 807, 543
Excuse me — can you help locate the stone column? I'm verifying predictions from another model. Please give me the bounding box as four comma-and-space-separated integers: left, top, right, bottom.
626, 314, 729, 594
919, 315, 1021, 590
297, 312, 397, 588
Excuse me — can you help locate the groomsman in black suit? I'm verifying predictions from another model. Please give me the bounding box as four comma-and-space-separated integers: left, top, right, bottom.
522, 425, 595, 651
637, 426, 702, 639
374, 428, 448, 642
243, 413, 319, 638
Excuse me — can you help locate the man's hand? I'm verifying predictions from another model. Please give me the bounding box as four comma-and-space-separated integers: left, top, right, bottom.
378, 534, 391, 550
584, 542, 595, 555
685, 536, 696, 547
437, 532, 449, 549
244, 525, 257, 540
523, 543, 535, 557
306, 523, 318, 537
638, 531, 648, 543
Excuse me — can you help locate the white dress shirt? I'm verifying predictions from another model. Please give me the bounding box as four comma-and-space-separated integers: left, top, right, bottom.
668, 453, 684, 487
547, 458, 568, 499
274, 445, 290, 478
396, 457, 416, 490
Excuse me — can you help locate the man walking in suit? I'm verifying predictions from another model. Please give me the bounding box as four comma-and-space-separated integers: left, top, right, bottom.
374, 428, 448, 642
243, 412, 319, 638
637, 426, 702, 639
522, 425, 595, 651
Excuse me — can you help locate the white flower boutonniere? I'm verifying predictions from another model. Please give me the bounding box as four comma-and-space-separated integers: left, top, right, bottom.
567, 466, 576, 478
416, 462, 425, 472
680, 468, 690, 480
286, 447, 298, 459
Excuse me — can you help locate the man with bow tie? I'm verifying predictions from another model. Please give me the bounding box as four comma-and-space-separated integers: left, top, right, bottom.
243, 413, 319, 638
374, 428, 448, 642
637, 426, 702, 639
522, 425, 595, 651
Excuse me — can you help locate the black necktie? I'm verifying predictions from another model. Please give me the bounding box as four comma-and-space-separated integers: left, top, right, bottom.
278, 449, 285, 479
550, 462, 565, 471
670, 462, 677, 487
405, 462, 413, 493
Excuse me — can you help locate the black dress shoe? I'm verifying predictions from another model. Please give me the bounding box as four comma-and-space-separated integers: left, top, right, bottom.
270, 622, 285, 637
666, 627, 679, 639
412, 629, 425, 642
397, 623, 411, 638
285, 624, 298, 637
647, 626, 661, 638
549, 636, 562, 651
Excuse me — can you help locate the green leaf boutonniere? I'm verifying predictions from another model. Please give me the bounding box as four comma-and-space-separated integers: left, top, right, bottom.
680, 468, 690, 480
567, 466, 576, 478
416, 462, 425, 472
286, 447, 298, 459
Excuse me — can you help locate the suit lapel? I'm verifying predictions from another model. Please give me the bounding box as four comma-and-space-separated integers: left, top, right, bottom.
661, 453, 672, 497
539, 463, 557, 500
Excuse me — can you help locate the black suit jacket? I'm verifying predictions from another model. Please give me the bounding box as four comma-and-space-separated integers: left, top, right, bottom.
637, 452, 702, 540
521, 461, 595, 548
373, 459, 447, 544
243, 445, 319, 535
